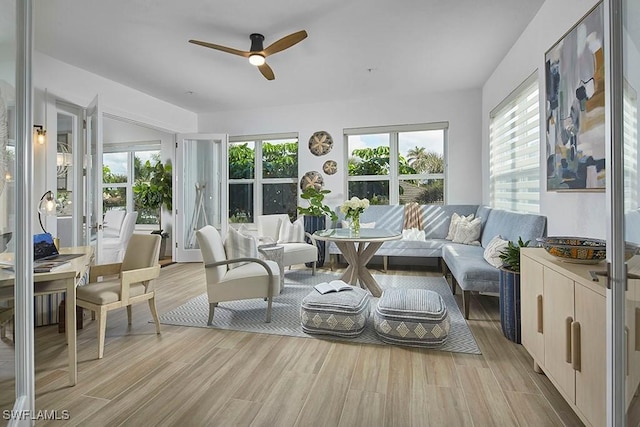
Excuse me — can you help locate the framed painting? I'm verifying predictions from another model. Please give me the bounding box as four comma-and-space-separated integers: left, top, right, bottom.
545, 2, 605, 191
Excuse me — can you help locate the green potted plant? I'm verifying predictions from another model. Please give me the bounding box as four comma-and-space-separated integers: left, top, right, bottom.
297, 187, 338, 267
133, 160, 172, 258
498, 237, 530, 343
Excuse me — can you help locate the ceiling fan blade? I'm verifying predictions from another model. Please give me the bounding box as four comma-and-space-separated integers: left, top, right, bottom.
258, 63, 275, 80
188, 39, 250, 58
263, 30, 307, 57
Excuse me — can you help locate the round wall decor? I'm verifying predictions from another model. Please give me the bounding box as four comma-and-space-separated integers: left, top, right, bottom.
308, 131, 333, 156
300, 171, 324, 191
323, 160, 337, 175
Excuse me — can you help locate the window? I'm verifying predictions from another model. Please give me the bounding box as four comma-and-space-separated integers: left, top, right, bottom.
102, 144, 161, 225
228, 134, 298, 223
489, 73, 540, 214
345, 123, 447, 205
624, 80, 638, 212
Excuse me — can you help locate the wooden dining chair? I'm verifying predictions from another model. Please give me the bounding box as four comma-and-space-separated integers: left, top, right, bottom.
76, 233, 161, 359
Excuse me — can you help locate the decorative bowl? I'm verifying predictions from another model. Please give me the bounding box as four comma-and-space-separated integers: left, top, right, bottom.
537, 237, 638, 264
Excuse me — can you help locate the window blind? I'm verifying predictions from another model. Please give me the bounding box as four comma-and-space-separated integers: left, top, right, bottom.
489, 73, 540, 214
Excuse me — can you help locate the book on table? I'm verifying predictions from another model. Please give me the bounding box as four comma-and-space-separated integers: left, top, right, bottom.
34, 260, 70, 273
314, 280, 353, 294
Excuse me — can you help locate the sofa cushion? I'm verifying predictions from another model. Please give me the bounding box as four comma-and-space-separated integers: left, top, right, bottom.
452, 217, 482, 245
278, 217, 305, 243
442, 243, 500, 293
483, 235, 509, 268
224, 227, 258, 270
446, 212, 474, 240
422, 205, 478, 239
335, 204, 404, 233
480, 208, 547, 248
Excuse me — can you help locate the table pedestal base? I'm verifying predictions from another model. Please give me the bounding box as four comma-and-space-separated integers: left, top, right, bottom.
334, 241, 384, 297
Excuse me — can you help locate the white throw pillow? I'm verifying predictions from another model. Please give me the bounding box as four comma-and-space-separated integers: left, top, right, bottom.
452, 217, 482, 245
446, 213, 474, 240
483, 235, 510, 268
341, 220, 376, 229
402, 228, 426, 241
278, 217, 306, 243
224, 226, 258, 269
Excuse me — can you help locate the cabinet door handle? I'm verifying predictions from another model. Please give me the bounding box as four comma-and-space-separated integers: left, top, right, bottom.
566, 316, 573, 364
537, 295, 543, 333
636, 308, 640, 352
572, 321, 581, 372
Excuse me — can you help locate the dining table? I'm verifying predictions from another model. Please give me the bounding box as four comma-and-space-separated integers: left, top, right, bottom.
313, 228, 401, 297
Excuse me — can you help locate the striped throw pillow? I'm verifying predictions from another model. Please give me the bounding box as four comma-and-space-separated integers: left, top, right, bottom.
224, 226, 258, 269
278, 217, 305, 243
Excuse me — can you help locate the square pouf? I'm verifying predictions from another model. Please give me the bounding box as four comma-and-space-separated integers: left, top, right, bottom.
374, 288, 450, 347
300, 287, 370, 337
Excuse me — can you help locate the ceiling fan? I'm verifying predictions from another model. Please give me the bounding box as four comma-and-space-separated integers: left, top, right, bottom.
189, 30, 308, 81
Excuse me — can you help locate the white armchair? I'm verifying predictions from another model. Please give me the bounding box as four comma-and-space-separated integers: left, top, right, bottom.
256, 214, 318, 275
102, 211, 138, 263
103, 210, 126, 239
196, 225, 280, 324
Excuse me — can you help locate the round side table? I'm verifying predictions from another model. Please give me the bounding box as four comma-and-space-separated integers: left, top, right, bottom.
258, 245, 285, 291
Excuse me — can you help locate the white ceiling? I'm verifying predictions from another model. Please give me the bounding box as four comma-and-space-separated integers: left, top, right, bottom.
34, 0, 545, 114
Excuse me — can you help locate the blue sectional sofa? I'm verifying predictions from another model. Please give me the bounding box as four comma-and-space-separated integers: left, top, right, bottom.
328, 204, 547, 319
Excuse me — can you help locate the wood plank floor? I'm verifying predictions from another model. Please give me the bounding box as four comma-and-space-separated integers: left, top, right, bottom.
0, 261, 630, 426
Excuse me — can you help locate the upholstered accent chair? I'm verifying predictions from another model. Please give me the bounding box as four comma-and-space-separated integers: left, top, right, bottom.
102, 211, 138, 263
196, 225, 280, 324
102, 210, 126, 239
77, 233, 161, 359
256, 214, 318, 275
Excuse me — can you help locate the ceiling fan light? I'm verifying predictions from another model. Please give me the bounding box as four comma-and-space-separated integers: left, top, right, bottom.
249, 54, 265, 66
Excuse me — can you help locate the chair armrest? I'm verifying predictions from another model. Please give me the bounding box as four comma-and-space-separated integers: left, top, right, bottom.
305, 232, 317, 245
205, 258, 274, 298
120, 265, 161, 303
89, 262, 123, 282
259, 236, 276, 244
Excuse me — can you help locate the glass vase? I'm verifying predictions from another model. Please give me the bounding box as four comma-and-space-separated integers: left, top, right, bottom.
351, 215, 360, 236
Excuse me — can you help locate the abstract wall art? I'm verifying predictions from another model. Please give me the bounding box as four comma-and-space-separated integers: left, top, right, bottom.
545, 2, 605, 191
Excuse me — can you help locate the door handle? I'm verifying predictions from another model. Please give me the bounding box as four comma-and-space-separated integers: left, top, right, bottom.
537, 295, 543, 333
572, 321, 581, 372
566, 316, 573, 364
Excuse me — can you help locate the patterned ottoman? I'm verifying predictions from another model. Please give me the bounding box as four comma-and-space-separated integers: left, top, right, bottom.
300, 287, 370, 337
374, 288, 450, 347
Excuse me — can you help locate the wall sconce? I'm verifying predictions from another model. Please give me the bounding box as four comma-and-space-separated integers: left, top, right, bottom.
34, 125, 46, 145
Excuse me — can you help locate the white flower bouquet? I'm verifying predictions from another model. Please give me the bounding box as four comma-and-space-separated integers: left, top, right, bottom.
340, 197, 370, 233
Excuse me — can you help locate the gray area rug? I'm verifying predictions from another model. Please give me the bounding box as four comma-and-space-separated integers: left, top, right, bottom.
159, 271, 481, 354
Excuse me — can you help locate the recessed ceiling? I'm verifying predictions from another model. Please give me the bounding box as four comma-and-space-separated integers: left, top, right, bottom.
34, 0, 545, 114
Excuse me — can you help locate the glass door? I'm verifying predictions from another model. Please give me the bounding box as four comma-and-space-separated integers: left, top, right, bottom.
614, 0, 640, 423
85, 95, 104, 262
175, 133, 227, 262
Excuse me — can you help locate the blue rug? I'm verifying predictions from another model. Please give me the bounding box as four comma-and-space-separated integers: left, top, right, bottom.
158, 271, 480, 354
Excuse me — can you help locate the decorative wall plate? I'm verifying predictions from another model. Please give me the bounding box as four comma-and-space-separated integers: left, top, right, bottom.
300, 171, 324, 191
308, 131, 333, 156
323, 160, 337, 175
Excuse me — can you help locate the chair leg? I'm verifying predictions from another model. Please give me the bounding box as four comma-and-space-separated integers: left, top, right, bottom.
127, 305, 132, 325
207, 303, 217, 326
148, 297, 161, 334
266, 297, 272, 323
462, 290, 471, 320
312, 261, 316, 276
330, 254, 335, 271
97, 308, 107, 359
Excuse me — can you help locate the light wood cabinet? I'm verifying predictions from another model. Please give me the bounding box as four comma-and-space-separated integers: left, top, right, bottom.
520, 248, 615, 427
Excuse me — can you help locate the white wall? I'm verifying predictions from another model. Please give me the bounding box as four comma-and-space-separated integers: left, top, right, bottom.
198, 89, 482, 212
482, 0, 604, 239
31, 52, 196, 244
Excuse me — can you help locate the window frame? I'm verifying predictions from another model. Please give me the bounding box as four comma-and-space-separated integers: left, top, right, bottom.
489, 72, 540, 214
228, 132, 299, 223
343, 122, 448, 205
102, 141, 161, 228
